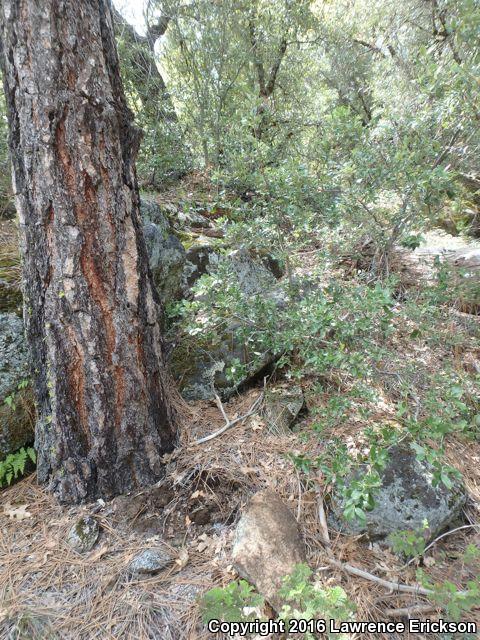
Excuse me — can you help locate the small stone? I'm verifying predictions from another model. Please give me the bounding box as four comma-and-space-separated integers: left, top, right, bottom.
232, 490, 306, 611
66, 516, 99, 553
128, 548, 174, 576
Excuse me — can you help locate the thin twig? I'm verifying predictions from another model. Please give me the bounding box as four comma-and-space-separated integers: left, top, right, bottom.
193, 392, 264, 445
213, 389, 229, 424
316, 484, 331, 545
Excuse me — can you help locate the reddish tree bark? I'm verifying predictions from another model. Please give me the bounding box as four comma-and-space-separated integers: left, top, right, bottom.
0, 0, 177, 503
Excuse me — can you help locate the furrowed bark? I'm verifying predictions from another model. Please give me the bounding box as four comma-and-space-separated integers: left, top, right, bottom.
0, 0, 177, 503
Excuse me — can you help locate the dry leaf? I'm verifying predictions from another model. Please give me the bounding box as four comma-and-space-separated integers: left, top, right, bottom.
175, 548, 189, 569
250, 416, 264, 431
3, 503, 32, 521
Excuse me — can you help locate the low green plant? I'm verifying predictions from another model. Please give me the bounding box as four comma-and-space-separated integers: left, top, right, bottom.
3, 378, 30, 411
388, 525, 428, 559
417, 569, 480, 621
200, 564, 355, 639
277, 563, 355, 640
0, 446, 36, 487
410, 442, 461, 490
200, 580, 264, 624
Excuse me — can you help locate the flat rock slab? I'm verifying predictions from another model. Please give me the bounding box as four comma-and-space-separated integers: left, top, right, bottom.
232, 490, 306, 611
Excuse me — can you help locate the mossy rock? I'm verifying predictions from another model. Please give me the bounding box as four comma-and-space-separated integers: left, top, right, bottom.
66, 516, 100, 553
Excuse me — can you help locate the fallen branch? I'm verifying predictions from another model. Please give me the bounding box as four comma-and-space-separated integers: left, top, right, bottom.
327, 557, 432, 596
193, 392, 264, 445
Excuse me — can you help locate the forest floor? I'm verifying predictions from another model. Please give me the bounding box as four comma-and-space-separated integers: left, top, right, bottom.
1, 182, 480, 639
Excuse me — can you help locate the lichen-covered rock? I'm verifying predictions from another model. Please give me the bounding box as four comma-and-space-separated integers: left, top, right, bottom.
208, 248, 278, 296
140, 198, 173, 231
263, 386, 304, 433
183, 243, 217, 288
330, 443, 466, 545
183, 244, 283, 294
172, 329, 274, 402
66, 516, 99, 553
0, 313, 34, 459
128, 547, 174, 576
139, 197, 187, 304
232, 490, 306, 611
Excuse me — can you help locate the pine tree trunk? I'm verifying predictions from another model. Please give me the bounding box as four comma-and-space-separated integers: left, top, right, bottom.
0, 0, 177, 503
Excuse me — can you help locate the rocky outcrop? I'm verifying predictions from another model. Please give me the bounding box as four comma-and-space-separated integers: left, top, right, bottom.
232, 490, 306, 612
330, 443, 466, 545
0, 313, 34, 459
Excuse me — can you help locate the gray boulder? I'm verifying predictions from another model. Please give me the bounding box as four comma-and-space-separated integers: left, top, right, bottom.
0, 313, 34, 459
172, 327, 273, 401
183, 243, 217, 288
330, 443, 466, 545
66, 516, 99, 554
208, 248, 278, 296
183, 244, 284, 293
143, 222, 186, 303
140, 198, 173, 231
232, 490, 306, 611
140, 198, 187, 304
128, 547, 174, 577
